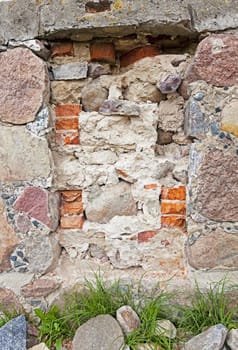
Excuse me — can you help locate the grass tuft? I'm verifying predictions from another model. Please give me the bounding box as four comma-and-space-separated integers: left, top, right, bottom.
178, 279, 238, 336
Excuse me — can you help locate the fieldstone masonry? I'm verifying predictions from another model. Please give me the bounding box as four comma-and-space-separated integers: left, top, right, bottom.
1, 0, 238, 310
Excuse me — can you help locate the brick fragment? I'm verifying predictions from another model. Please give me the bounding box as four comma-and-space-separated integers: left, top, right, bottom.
51, 42, 74, 58
55, 117, 79, 131
90, 43, 115, 64
55, 131, 79, 145
120, 46, 160, 67
144, 184, 158, 190
64, 133, 79, 145
60, 215, 85, 229
61, 190, 82, 202
55, 104, 82, 117
138, 230, 157, 243
161, 186, 186, 201
60, 201, 83, 215
161, 216, 185, 229
161, 201, 186, 215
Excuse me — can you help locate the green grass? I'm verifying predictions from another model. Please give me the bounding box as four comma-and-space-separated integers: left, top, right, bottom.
33, 276, 238, 350
178, 279, 238, 336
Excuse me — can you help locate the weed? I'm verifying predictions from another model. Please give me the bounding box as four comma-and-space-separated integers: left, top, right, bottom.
126, 294, 176, 350
178, 279, 238, 336
35, 305, 71, 349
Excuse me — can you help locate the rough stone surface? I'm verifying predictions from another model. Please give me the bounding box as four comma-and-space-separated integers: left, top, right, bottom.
116, 305, 141, 335
81, 80, 108, 112
157, 74, 181, 94
185, 34, 238, 87
0, 126, 52, 182
184, 324, 227, 350
0, 315, 26, 350
193, 148, 238, 222
72, 314, 124, 350
99, 99, 140, 117
0, 48, 49, 124
184, 98, 206, 137
51, 81, 85, 104
221, 99, 238, 138
0, 288, 19, 311
52, 62, 88, 80
85, 182, 137, 224
155, 319, 177, 339
124, 80, 163, 103
14, 187, 59, 231
21, 278, 60, 298
24, 234, 61, 275
157, 95, 184, 132
9, 39, 50, 60
186, 229, 238, 270
226, 328, 238, 350
0, 198, 19, 272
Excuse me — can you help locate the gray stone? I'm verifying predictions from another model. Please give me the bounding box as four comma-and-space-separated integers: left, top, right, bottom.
193, 148, 238, 222
157, 96, 184, 132
85, 182, 137, 224
0, 1, 39, 44
183, 324, 228, 350
26, 107, 49, 136
0, 1, 238, 45
226, 329, 238, 350
18, 234, 60, 275
186, 229, 238, 270
155, 319, 177, 339
99, 99, 140, 117
184, 98, 206, 138
72, 314, 124, 350
81, 80, 108, 112
124, 81, 163, 104
88, 63, 109, 79
157, 74, 181, 94
116, 305, 141, 335
190, 1, 238, 33
52, 62, 88, 80
0, 126, 52, 182
0, 48, 49, 125
0, 315, 26, 350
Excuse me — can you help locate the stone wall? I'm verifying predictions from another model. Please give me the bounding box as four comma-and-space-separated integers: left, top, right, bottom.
1, 0, 238, 311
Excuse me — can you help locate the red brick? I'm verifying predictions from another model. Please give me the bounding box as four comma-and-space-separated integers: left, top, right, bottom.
120, 45, 160, 67
55, 117, 79, 131
60, 201, 83, 215
161, 216, 186, 229
61, 190, 82, 202
144, 183, 158, 190
51, 42, 74, 58
161, 186, 186, 201
55, 104, 82, 117
161, 201, 186, 215
64, 134, 79, 145
138, 230, 157, 243
55, 131, 79, 146
60, 190, 83, 215
60, 215, 85, 229
90, 43, 115, 64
